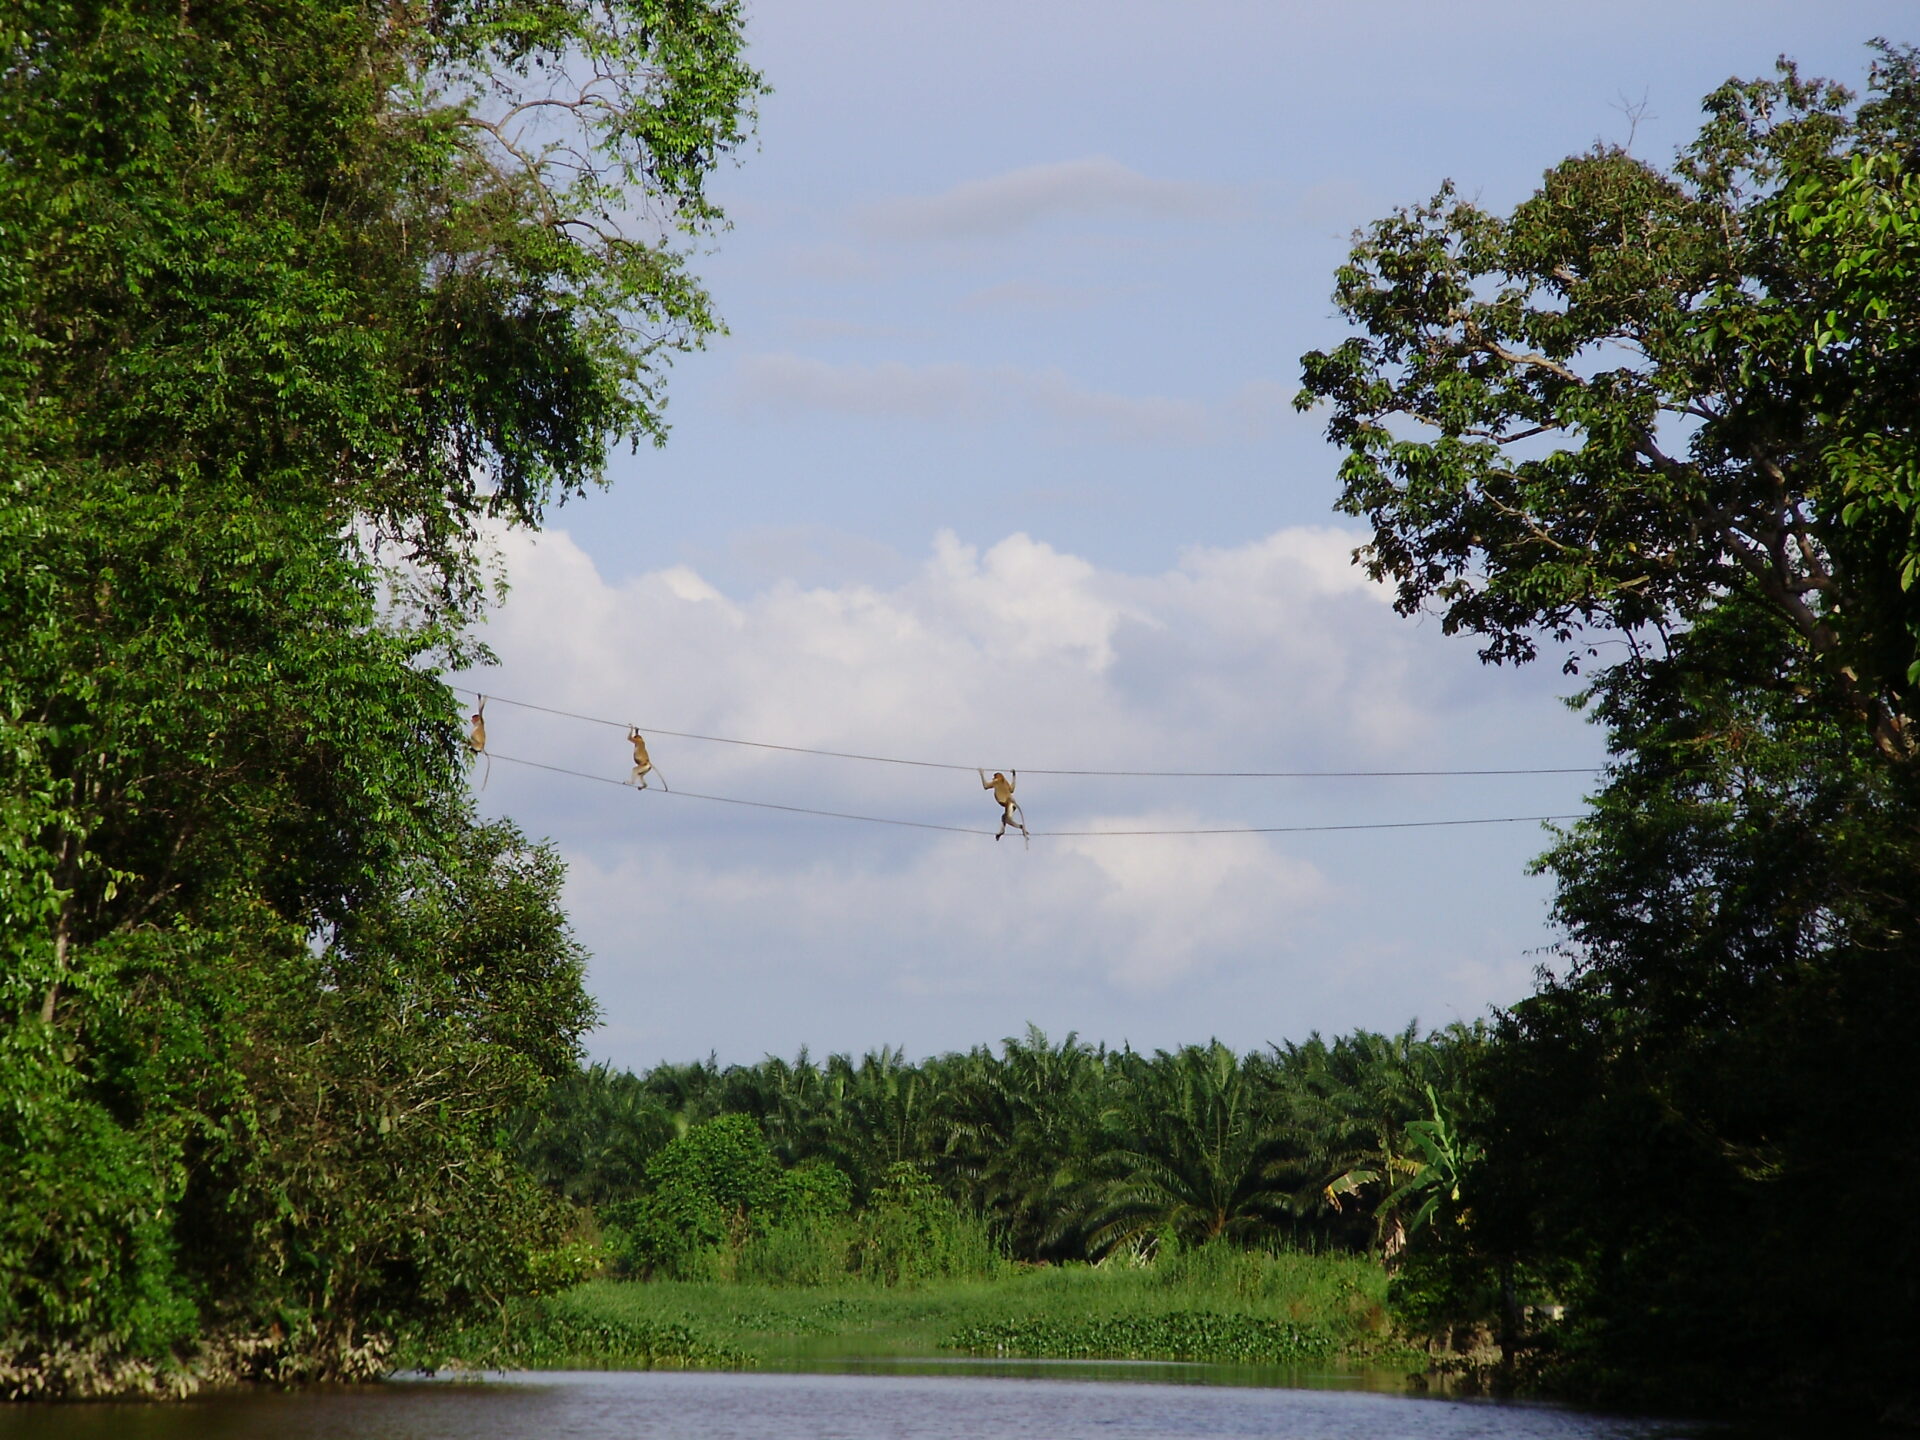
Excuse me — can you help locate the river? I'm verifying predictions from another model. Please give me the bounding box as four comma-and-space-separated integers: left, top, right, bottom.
0, 1364, 1738, 1439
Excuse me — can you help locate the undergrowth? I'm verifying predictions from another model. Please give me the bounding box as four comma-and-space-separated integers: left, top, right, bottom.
943, 1312, 1337, 1363
538, 1245, 1405, 1368
396, 1295, 747, 1373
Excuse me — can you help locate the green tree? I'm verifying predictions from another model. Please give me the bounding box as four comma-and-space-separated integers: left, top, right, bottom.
1, 0, 760, 1397
1296, 46, 1920, 761
1275, 1026, 1439, 1250
518, 1062, 678, 1207
1297, 45, 1920, 1410
852, 1161, 997, 1286
1087, 1043, 1296, 1257
611, 1115, 850, 1280
935, 1028, 1113, 1260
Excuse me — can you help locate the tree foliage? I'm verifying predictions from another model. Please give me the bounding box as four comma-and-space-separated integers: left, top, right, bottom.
1299, 46, 1920, 1414
1297, 44, 1920, 760
0, 0, 760, 1398
526, 1025, 1477, 1277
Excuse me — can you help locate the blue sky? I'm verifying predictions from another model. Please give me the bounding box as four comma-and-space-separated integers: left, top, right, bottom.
468, 4, 1915, 1068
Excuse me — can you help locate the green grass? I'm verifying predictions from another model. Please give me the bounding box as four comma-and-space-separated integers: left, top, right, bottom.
529, 1246, 1408, 1370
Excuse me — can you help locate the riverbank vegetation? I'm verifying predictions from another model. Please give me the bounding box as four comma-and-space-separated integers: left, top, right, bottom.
1296, 43, 1920, 1419
405, 1248, 1400, 1373
368, 1028, 1460, 1375
518, 1027, 1478, 1273
474, 1029, 1468, 1373
0, 0, 760, 1401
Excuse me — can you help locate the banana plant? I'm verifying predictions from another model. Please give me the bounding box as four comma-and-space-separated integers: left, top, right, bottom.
1387, 1084, 1482, 1240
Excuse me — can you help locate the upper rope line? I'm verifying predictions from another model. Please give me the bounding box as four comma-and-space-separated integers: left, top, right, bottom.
484, 752, 1582, 839
447, 685, 1603, 780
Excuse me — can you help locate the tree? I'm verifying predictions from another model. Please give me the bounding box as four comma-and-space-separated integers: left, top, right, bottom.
934, 1028, 1112, 1260
1297, 46, 1920, 1411
1296, 45, 1920, 761
1086, 1043, 1296, 1256
1, 0, 761, 1397
609, 1115, 850, 1280
518, 1063, 678, 1208
1277, 1026, 1477, 1258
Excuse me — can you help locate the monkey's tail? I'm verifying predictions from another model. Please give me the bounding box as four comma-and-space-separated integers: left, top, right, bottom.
481, 753, 492, 791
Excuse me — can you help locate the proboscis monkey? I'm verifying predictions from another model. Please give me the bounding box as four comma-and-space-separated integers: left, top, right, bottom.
628, 727, 667, 790
979, 768, 1027, 843
468, 697, 490, 789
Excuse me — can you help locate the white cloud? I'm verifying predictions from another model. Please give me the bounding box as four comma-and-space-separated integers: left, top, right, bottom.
566, 821, 1326, 1000
860, 156, 1242, 240
466, 522, 1601, 1063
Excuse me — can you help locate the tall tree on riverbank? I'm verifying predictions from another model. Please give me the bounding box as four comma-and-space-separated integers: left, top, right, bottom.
0, 0, 760, 1397
1296, 43, 1920, 1411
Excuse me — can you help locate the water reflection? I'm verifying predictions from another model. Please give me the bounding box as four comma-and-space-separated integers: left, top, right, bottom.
0, 1368, 1722, 1440
753, 1352, 1415, 1392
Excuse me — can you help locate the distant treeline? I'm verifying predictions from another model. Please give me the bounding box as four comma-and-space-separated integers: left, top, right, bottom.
519, 1024, 1477, 1276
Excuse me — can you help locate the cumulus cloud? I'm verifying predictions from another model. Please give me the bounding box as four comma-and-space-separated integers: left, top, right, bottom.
564, 821, 1326, 1000
732, 353, 1300, 446
860, 156, 1242, 240
465, 523, 1600, 1063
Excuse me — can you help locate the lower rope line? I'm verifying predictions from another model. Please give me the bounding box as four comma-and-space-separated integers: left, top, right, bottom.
483, 752, 1578, 840
660, 787, 996, 836
1034, 815, 1580, 837
486, 752, 998, 835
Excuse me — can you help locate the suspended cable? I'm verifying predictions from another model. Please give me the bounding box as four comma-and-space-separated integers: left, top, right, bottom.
448, 686, 1602, 779
1038, 816, 1580, 837
485, 752, 1580, 840
488, 753, 998, 835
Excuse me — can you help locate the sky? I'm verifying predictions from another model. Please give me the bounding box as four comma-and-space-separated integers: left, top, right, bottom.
465, 2, 1916, 1070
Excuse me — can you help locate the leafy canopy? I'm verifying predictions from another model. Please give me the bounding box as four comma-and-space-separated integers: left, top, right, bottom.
1297, 45, 1920, 1411
0, 0, 760, 1397
1297, 43, 1920, 760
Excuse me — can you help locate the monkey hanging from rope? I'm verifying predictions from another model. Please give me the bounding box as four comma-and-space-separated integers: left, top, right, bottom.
979, 768, 1027, 846
628, 727, 668, 790
468, 696, 490, 789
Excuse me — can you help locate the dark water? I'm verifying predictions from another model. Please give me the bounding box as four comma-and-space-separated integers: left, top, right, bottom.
0, 1367, 1725, 1440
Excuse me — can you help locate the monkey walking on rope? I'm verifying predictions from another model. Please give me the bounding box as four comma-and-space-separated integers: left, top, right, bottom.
628, 727, 668, 790
979, 768, 1028, 847
468, 696, 491, 789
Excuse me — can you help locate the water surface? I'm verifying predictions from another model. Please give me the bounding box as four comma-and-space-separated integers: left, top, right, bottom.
0, 1368, 1723, 1440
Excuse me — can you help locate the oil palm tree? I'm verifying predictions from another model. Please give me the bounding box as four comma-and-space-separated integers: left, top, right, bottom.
1084, 1041, 1298, 1256
936, 1026, 1114, 1259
